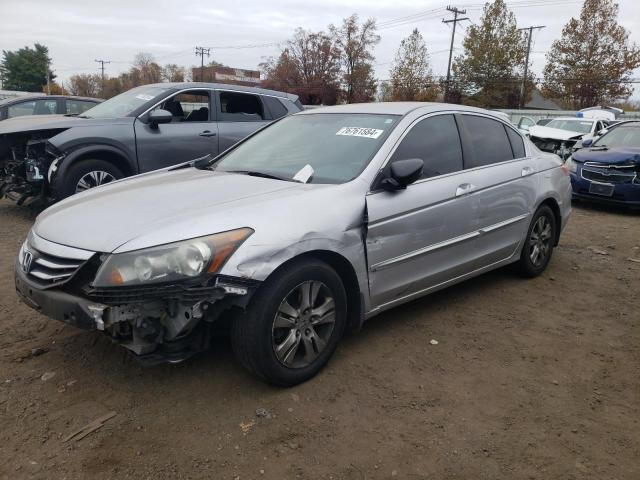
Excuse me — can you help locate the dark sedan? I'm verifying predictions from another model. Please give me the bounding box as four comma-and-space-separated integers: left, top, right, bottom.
569, 121, 640, 208
0, 95, 102, 121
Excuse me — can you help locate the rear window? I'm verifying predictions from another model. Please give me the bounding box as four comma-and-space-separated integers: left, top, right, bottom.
461, 115, 514, 168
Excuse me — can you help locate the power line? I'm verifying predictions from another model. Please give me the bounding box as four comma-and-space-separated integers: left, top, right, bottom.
443, 6, 469, 101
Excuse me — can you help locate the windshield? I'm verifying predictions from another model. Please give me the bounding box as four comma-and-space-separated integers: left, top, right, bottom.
81, 86, 170, 118
593, 125, 640, 148
545, 119, 593, 134
211, 113, 399, 184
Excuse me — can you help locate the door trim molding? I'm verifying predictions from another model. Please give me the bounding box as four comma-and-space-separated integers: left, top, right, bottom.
369, 213, 529, 272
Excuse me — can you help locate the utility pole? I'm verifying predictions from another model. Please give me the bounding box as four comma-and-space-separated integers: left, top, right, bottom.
518, 25, 545, 109
442, 6, 468, 102
94, 59, 111, 97
46, 60, 51, 95
195, 47, 211, 82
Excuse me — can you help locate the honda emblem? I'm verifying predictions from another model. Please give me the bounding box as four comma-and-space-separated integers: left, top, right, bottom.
22, 250, 33, 273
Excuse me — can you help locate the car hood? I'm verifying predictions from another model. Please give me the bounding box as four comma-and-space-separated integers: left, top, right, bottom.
529, 125, 585, 141
34, 168, 339, 253
0, 114, 132, 135
572, 146, 640, 165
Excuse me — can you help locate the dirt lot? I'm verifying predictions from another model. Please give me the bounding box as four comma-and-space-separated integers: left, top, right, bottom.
0, 199, 638, 480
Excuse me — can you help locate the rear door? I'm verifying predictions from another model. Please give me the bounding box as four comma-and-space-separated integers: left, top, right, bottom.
456, 114, 536, 268
215, 90, 271, 153
134, 89, 219, 172
365, 114, 481, 309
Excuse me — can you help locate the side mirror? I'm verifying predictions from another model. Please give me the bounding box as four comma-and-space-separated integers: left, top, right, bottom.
581, 138, 594, 148
597, 128, 608, 137
381, 158, 424, 191
148, 109, 173, 128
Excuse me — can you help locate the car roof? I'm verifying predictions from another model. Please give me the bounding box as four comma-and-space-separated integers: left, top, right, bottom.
548, 117, 595, 122
147, 82, 299, 102
0, 95, 102, 106
296, 102, 508, 119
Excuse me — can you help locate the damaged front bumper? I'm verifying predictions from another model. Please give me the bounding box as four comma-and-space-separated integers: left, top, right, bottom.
15, 259, 258, 364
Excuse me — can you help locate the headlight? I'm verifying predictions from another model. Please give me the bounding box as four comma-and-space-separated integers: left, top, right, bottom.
565, 155, 578, 173
93, 228, 253, 287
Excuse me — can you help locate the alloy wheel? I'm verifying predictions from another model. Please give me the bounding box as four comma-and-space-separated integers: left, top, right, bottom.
75, 170, 116, 193
272, 280, 336, 369
529, 215, 552, 266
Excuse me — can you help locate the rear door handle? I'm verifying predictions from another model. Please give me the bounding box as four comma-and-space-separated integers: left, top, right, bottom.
455, 183, 476, 197
199, 130, 217, 137
521, 166, 535, 176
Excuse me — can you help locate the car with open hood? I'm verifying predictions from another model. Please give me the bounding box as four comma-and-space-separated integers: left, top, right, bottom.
568, 120, 640, 208
528, 117, 610, 159
15, 102, 571, 386
0, 82, 301, 205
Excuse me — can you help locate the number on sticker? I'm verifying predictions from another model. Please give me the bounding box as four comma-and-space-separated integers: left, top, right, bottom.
336, 127, 384, 139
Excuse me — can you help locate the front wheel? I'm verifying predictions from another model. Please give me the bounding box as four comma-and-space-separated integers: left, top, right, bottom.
231, 259, 347, 386
518, 205, 557, 277
57, 159, 124, 200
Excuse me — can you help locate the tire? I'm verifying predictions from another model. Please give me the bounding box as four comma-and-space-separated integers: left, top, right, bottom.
518, 205, 557, 277
231, 258, 347, 387
57, 159, 124, 200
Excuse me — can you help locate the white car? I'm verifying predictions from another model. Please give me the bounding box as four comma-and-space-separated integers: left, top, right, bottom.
528, 117, 610, 159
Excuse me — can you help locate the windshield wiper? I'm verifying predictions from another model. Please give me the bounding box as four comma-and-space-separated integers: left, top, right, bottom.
224, 170, 302, 183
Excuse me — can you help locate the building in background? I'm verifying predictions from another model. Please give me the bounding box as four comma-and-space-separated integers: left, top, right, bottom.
191, 66, 260, 86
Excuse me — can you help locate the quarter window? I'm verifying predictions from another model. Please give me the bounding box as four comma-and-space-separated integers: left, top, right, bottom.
219, 91, 265, 122
263, 96, 288, 120
66, 99, 96, 115
389, 114, 463, 179
461, 115, 514, 168
505, 126, 526, 158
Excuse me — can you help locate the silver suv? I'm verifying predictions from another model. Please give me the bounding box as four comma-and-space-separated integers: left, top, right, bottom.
15, 102, 572, 386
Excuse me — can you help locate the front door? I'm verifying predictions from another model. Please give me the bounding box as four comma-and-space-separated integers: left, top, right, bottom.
365, 114, 480, 310
134, 89, 219, 173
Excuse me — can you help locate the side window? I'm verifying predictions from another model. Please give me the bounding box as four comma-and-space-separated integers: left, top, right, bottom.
505, 126, 526, 158
461, 115, 514, 168
263, 96, 288, 120
389, 114, 463, 179
517, 116, 535, 130
7, 100, 36, 118
219, 91, 265, 122
34, 99, 58, 115
153, 90, 210, 122
66, 99, 95, 115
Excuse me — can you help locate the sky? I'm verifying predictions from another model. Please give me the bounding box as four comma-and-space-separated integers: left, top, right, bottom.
1, 0, 639, 98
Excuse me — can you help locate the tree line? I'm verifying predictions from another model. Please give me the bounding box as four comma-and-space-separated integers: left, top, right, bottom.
1, 0, 638, 110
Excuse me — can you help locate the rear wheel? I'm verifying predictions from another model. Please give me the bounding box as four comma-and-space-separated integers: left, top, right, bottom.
231, 258, 347, 386
58, 159, 124, 199
518, 205, 557, 277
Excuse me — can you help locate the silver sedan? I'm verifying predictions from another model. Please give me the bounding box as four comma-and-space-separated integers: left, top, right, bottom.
15, 102, 572, 386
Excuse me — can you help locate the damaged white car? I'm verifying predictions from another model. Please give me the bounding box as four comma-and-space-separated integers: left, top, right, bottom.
528, 117, 610, 159
15, 103, 571, 386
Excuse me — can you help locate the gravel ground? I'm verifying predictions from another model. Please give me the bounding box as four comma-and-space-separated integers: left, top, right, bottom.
0, 199, 638, 480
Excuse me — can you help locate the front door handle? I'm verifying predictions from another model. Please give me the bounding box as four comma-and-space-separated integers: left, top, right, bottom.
521, 166, 535, 177
199, 130, 217, 137
455, 183, 476, 197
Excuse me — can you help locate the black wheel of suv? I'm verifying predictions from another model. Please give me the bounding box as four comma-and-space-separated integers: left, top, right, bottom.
518, 205, 557, 277
58, 159, 124, 199
231, 258, 347, 387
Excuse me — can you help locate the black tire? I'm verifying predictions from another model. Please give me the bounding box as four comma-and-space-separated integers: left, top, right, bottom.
518, 205, 557, 277
57, 159, 124, 200
231, 258, 347, 387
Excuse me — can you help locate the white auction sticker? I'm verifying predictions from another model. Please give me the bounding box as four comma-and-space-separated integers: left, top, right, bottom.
336, 127, 384, 139
135, 94, 154, 101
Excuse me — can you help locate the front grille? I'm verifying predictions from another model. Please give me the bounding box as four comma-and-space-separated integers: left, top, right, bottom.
85, 283, 226, 305
28, 249, 85, 284
21, 233, 95, 288
581, 167, 636, 184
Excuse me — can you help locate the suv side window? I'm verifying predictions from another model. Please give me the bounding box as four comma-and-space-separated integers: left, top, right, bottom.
7, 100, 36, 118
153, 90, 211, 122
505, 126, 526, 158
263, 96, 289, 120
219, 91, 265, 122
461, 115, 514, 168
389, 114, 463, 179
66, 99, 95, 115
